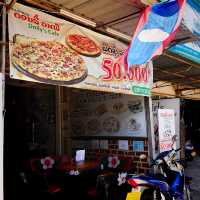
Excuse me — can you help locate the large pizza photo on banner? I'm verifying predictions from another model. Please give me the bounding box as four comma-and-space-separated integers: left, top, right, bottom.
11, 34, 88, 85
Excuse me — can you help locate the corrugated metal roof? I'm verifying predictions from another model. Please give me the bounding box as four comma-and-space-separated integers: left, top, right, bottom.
26, 0, 142, 36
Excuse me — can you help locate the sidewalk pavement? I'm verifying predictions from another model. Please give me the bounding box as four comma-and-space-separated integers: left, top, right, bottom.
185, 156, 200, 200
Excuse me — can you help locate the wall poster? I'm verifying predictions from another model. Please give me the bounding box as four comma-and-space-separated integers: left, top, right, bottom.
118, 140, 129, 151
133, 141, 144, 152
153, 99, 180, 155
158, 109, 176, 152
8, 3, 153, 96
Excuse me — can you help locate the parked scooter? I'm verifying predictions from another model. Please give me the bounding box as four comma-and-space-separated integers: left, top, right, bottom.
119, 147, 192, 200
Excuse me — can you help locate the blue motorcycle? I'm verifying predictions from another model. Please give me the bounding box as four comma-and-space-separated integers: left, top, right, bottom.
123, 148, 192, 200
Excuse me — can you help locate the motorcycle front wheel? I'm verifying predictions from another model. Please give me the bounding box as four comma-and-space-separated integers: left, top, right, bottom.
184, 187, 192, 200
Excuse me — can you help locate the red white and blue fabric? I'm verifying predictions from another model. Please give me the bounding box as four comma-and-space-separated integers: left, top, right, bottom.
120, 0, 185, 67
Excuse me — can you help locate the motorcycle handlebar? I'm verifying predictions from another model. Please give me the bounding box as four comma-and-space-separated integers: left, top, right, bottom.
150, 162, 155, 167
175, 148, 181, 152
150, 159, 163, 167
150, 148, 181, 167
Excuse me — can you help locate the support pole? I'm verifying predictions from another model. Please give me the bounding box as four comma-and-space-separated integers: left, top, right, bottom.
1, 0, 6, 108
0, 75, 4, 200
145, 97, 155, 167
55, 86, 63, 155
1, 1, 7, 200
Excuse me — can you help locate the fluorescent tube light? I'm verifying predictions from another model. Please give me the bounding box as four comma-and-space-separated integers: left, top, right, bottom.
106, 28, 131, 41
60, 9, 96, 27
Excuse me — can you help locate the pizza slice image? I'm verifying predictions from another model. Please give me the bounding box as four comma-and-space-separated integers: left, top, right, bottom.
11, 34, 88, 85
66, 34, 101, 57
103, 116, 120, 133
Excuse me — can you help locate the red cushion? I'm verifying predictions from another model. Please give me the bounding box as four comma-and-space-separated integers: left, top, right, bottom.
100, 155, 132, 172
87, 187, 97, 197
48, 185, 61, 193
119, 157, 132, 171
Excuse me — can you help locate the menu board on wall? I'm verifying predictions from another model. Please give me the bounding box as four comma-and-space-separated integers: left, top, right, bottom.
71, 92, 147, 137
8, 3, 153, 96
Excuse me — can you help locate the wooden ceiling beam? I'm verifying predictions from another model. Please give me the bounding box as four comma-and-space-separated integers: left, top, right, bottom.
70, 0, 96, 10
97, 10, 141, 28
155, 67, 185, 78
24, 0, 59, 12
164, 52, 200, 70
155, 66, 200, 86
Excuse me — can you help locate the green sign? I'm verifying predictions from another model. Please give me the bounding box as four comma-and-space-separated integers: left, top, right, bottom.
132, 86, 151, 96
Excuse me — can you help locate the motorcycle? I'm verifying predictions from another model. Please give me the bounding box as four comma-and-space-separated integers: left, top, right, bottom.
121, 148, 192, 200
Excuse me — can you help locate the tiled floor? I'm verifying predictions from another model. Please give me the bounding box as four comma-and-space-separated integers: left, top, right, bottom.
185, 156, 200, 200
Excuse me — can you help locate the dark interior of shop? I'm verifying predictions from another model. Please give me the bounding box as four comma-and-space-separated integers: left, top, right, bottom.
4, 85, 200, 200
4, 84, 57, 200
184, 100, 200, 153
3, 84, 133, 200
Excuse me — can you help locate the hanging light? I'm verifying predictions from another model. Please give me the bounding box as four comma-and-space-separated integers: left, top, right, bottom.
60, 9, 96, 27
106, 28, 131, 41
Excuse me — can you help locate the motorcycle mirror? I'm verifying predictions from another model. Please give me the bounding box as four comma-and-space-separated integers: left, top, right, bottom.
171, 135, 177, 149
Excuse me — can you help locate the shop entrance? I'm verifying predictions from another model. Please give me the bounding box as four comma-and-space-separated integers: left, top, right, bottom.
4, 83, 56, 199
3, 82, 151, 200
184, 100, 200, 200
184, 100, 200, 154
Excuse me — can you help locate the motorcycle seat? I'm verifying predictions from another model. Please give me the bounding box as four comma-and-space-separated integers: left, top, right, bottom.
185, 176, 192, 184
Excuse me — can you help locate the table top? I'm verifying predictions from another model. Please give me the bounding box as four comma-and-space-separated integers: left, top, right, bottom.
59, 160, 100, 172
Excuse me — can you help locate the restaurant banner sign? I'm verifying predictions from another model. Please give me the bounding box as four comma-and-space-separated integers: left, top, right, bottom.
158, 109, 176, 152
8, 3, 153, 96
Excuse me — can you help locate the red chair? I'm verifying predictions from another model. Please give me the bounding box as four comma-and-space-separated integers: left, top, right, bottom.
26, 156, 63, 198
99, 155, 133, 173
99, 155, 133, 196
87, 156, 133, 199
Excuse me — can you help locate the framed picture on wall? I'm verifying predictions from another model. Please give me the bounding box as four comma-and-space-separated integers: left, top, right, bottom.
133, 141, 144, 152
